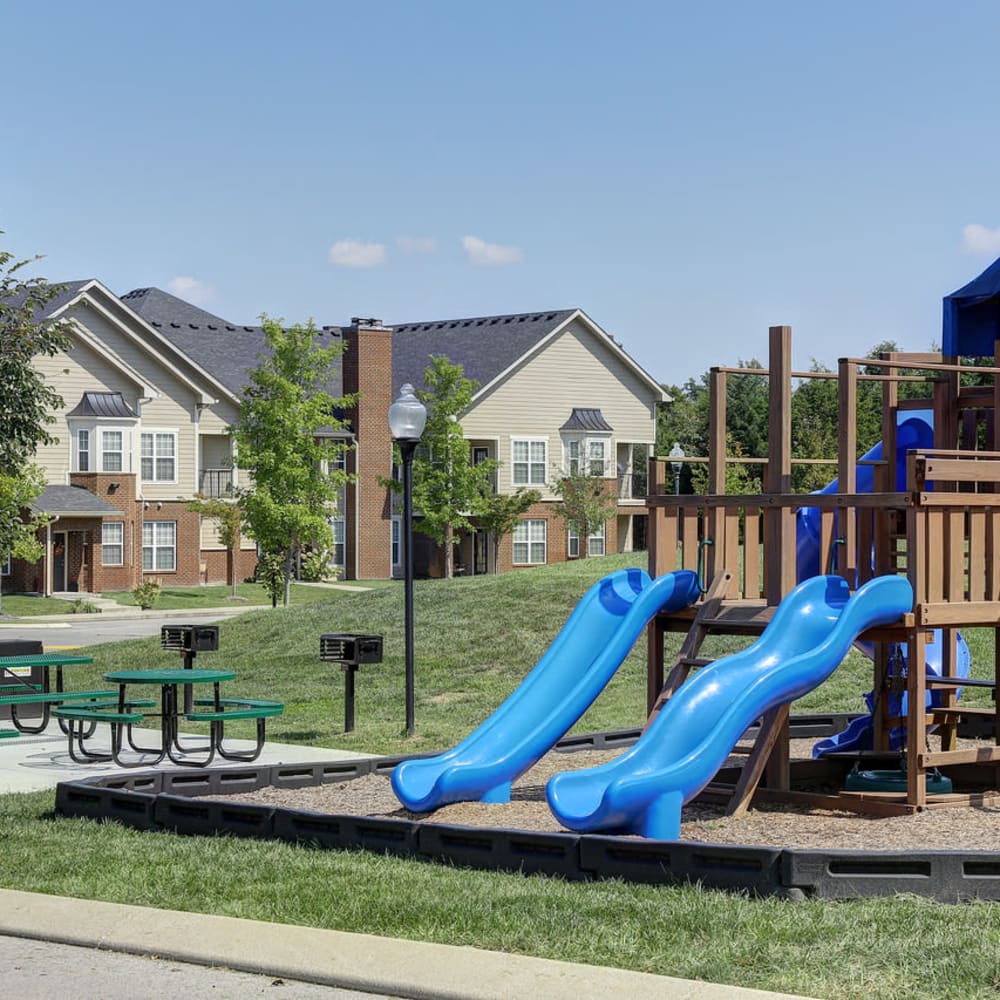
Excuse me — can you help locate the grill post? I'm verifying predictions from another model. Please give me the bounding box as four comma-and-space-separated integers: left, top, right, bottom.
319, 634, 383, 733
160, 625, 220, 713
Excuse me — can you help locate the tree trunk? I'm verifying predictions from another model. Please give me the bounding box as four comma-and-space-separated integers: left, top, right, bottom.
283, 548, 293, 606
443, 523, 453, 579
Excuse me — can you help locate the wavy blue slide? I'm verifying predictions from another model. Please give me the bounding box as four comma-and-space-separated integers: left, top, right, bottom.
391, 568, 701, 812
546, 574, 914, 840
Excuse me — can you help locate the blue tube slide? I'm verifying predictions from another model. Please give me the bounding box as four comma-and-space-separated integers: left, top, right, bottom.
545, 574, 914, 840
795, 412, 934, 580
391, 568, 701, 813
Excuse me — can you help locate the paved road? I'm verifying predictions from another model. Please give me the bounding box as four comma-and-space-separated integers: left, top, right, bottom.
0, 608, 256, 647
1, 935, 397, 999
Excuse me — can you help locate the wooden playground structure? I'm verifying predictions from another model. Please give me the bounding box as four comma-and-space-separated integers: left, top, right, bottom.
646, 325, 1000, 818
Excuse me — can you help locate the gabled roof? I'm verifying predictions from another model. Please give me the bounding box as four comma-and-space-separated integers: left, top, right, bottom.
391, 308, 666, 403
119, 287, 345, 397
120, 287, 268, 396
391, 310, 576, 390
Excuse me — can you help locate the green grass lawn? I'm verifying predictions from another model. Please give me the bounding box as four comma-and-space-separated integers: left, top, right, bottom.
0, 593, 80, 617
102, 579, 393, 610
1, 553, 998, 999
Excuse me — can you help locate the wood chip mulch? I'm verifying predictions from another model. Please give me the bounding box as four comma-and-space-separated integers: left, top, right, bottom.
215, 739, 1000, 852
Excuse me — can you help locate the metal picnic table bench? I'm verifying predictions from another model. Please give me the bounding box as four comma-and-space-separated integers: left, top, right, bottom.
0, 653, 112, 736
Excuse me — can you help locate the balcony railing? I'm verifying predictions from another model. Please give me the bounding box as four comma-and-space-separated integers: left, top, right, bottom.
618, 472, 648, 500
199, 469, 234, 498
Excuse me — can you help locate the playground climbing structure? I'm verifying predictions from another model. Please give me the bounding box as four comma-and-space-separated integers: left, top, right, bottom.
647, 325, 1000, 818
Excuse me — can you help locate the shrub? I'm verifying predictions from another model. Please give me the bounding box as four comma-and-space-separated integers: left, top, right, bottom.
132, 578, 161, 610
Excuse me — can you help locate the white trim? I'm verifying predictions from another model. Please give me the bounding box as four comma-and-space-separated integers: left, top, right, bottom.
512, 518, 547, 565
50, 282, 230, 406
470, 309, 668, 406
102, 521, 124, 566
140, 429, 179, 484
511, 436, 548, 487
63, 318, 161, 399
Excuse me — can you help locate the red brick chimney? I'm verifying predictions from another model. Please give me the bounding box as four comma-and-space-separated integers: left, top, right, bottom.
342, 318, 394, 579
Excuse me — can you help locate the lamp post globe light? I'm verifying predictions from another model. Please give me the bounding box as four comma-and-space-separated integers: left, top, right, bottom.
669, 441, 685, 495
388, 383, 427, 736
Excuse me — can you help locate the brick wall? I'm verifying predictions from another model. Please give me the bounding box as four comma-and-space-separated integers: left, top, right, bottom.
343, 321, 394, 579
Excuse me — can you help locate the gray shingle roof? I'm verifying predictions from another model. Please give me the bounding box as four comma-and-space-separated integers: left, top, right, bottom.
118, 287, 346, 398
31, 485, 121, 517
119, 287, 268, 396
390, 309, 577, 392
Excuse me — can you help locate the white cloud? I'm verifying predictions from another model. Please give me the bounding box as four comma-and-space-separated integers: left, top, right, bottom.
961, 223, 1000, 255
462, 235, 523, 266
396, 235, 438, 255
327, 239, 387, 268
167, 276, 215, 304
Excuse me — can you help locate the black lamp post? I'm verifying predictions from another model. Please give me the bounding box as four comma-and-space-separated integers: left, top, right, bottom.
388, 383, 427, 736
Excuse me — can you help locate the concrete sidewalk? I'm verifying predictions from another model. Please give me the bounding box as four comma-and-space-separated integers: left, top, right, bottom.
0, 719, 369, 794
0, 890, 821, 1000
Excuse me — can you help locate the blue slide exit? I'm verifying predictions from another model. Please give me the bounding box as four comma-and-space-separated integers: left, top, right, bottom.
391, 568, 701, 813
545, 574, 914, 840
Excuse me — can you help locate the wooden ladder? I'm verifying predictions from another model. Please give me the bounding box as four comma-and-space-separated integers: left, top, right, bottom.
644, 568, 790, 816
644, 570, 733, 730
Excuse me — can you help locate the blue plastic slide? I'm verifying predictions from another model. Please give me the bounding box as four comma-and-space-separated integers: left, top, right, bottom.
391, 568, 701, 812
545, 574, 914, 840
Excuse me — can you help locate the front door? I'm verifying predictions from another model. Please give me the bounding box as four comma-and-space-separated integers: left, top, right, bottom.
52, 532, 67, 591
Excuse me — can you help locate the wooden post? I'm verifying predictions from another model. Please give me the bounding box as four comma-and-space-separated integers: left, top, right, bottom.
907, 625, 928, 809
837, 358, 858, 586
707, 368, 727, 590
765, 327, 795, 604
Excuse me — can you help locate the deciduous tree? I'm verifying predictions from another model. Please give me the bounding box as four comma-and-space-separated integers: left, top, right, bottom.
0, 240, 72, 612
232, 317, 355, 605
409, 357, 497, 578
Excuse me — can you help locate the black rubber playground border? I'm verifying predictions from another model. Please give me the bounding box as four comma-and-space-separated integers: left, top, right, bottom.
55, 713, 1000, 902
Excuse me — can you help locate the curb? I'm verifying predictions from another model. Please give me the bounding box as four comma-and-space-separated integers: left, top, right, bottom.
0, 888, 818, 1000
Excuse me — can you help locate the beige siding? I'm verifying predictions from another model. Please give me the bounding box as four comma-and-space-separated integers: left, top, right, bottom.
460, 320, 660, 496
34, 340, 142, 480
36, 300, 233, 500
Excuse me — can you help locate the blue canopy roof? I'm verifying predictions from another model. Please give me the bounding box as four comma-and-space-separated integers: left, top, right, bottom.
943, 256, 1000, 358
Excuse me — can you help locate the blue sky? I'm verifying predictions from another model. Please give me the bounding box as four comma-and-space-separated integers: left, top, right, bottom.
5, 1, 1000, 386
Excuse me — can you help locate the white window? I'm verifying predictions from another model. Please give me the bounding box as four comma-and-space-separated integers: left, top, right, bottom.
142, 521, 176, 571
141, 431, 176, 483
588, 440, 607, 477
512, 439, 546, 486
1, 554, 10, 576
391, 516, 401, 569
513, 519, 547, 565
102, 522, 124, 566
77, 429, 90, 472
567, 439, 581, 475
568, 522, 606, 558
101, 430, 123, 472
331, 518, 345, 567
564, 436, 608, 477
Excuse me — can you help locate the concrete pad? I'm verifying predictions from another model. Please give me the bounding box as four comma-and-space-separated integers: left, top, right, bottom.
0, 720, 370, 794
0, 889, 820, 1000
